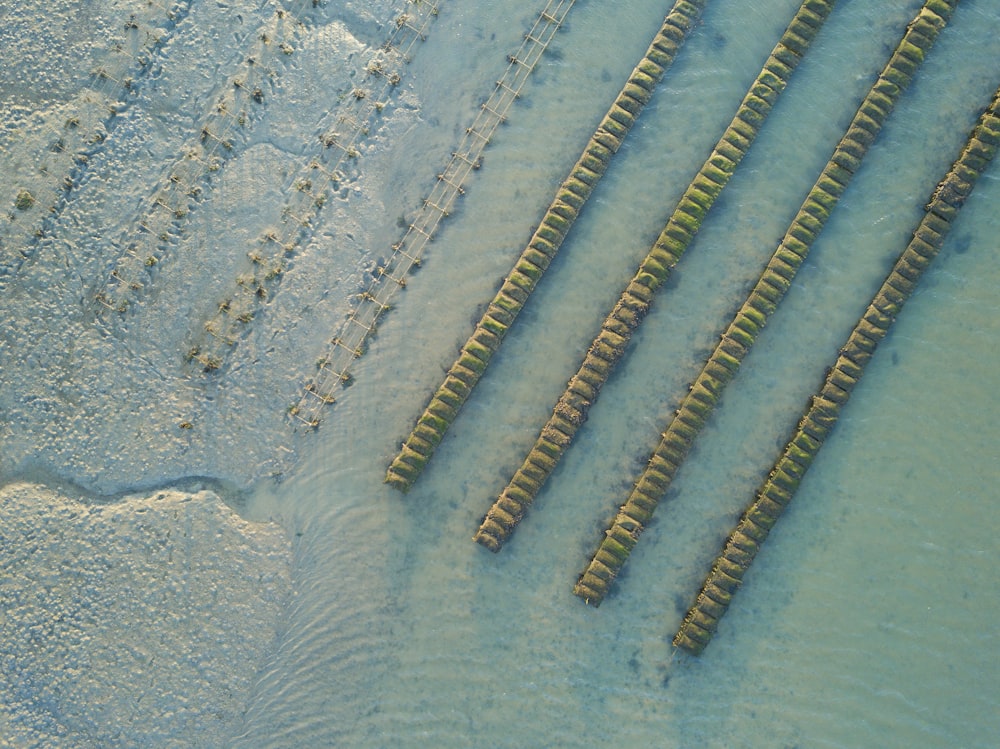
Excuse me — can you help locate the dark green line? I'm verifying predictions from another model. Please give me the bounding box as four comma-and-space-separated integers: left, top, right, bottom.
673, 77, 1000, 656
474, 0, 837, 552
573, 0, 956, 606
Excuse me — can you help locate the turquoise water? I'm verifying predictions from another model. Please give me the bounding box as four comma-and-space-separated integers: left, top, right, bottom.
3, 0, 998, 745
236, 0, 999, 746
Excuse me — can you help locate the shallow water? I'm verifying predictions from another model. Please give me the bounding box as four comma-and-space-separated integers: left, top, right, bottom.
241, 0, 1000, 745
2, 0, 998, 746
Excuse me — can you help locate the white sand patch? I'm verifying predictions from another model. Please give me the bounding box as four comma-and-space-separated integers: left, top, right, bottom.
0, 482, 291, 747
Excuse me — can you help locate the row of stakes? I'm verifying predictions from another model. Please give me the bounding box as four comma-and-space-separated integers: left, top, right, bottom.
1, 0, 196, 283
291, 0, 581, 426
377, 0, 988, 657
91, 0, 439, 319
186, 0, 443, 374
94, 0, 319, 315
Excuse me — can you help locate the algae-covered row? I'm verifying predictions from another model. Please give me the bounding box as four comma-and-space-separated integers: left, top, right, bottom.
674, 70, 999, 656
385, 0, 708, 491
574, 0, 955, 606
473, 0, 836, 552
